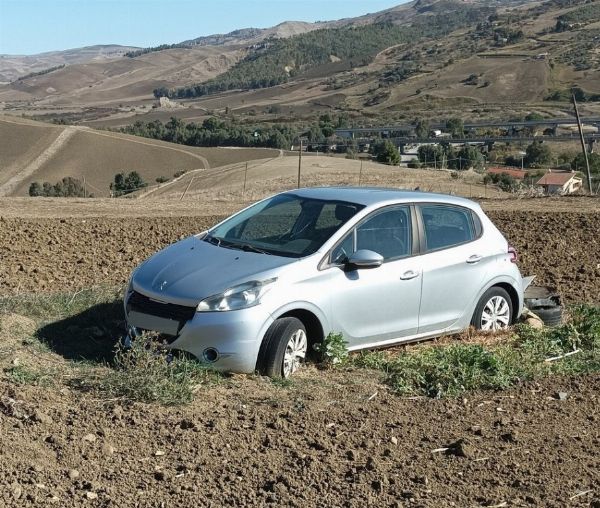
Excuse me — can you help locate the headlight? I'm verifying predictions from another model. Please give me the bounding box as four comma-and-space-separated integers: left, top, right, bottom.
197, 278, 277, 312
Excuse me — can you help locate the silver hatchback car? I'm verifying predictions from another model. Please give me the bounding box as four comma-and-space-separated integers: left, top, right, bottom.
125, 188, 524, 377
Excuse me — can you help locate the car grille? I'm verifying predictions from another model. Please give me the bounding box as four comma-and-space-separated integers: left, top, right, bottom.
127, 291, 197, 324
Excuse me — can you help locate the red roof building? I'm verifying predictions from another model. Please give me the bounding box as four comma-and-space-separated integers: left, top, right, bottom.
487, 167, 528, 180
535, 171, 583, 194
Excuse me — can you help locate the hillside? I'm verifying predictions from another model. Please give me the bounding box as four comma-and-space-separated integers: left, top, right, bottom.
0, 45, 139, 83
0, 116, 279, 197
0, 0, 599, 128
0, 45, 244, 108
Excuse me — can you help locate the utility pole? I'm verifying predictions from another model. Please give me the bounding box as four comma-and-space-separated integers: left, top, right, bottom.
359, 160, 363, 186
83, 177, 86, 198
242, 162, 248, 196
297, 139, 303, 189
572, 92, 594, 194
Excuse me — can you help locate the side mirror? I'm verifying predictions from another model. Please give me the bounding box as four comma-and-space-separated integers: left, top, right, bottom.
346, 249, 384, 270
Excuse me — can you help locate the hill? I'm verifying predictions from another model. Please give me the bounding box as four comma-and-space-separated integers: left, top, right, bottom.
0, 45, 139, 83
0, 0, 599, 128
0, 116, 279, 197
0, 45, 244, 108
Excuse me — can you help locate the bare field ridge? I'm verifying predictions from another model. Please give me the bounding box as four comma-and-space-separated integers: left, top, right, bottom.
0, 116, 279, 196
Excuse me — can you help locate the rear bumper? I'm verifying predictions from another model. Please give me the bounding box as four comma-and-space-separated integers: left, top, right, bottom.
125, 305, 274, 374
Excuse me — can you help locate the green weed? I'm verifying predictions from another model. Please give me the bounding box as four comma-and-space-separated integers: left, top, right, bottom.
313, 332, 349, 366
95, 338, 222, 405
5, 363, 55, 387
355, 305, 600, 398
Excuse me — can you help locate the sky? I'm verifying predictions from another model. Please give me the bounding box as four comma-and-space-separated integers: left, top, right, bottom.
0, 0, 405, 55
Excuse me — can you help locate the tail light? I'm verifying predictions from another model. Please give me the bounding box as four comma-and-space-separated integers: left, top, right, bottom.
508, 246, 518, 263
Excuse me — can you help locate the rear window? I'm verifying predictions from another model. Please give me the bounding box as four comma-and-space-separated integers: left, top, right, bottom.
420, 205, 475, 251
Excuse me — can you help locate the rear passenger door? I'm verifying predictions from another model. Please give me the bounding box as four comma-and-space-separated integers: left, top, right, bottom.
417, 204, 491, 333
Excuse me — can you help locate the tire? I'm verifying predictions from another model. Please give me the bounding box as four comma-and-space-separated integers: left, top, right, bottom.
257, 317, 308, 378
471, 286, 513, 331
529, 305, 562, 327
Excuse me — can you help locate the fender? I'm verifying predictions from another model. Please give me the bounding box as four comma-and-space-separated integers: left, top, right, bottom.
459, 274, 524, 328
269, 300, 332, 337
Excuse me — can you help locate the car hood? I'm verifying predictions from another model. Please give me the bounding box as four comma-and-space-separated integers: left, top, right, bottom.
132, 236, 297, 306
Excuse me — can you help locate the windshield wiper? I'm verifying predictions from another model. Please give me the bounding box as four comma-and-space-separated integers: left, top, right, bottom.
237, 243, 271, 255
205, 235, 271, 255
204, 235, 222, 247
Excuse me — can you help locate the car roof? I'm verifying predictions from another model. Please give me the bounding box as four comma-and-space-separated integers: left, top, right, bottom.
286, 187, 480, 209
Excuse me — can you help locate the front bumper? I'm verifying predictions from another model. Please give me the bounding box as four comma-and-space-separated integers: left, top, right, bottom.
125, 305, 274, 374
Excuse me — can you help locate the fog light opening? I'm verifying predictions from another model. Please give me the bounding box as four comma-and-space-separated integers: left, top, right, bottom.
202, 348, 219, 363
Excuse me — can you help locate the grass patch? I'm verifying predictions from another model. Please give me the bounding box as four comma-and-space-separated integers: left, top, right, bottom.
355, 305, 600, 398
1, 287, 221, 405
93, 338, 222, 405
5, 363, 55, 387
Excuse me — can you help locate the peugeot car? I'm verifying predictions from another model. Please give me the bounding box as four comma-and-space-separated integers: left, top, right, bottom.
124, 187, 524, 378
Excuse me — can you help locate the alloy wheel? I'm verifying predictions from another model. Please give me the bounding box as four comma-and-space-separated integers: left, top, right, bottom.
481, 295, 511, 331
283, 329, 307, 377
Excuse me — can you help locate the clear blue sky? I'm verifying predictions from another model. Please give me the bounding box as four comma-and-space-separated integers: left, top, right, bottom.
0, 0, 405, 55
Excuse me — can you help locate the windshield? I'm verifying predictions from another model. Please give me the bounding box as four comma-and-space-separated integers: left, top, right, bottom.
206, 194, 364, 258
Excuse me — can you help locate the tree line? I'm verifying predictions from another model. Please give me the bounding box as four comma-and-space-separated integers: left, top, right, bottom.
119, 117, 297, 149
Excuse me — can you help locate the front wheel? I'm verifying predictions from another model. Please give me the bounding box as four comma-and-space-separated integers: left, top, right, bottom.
258, 317, 308, 378
471, 287, 513, 331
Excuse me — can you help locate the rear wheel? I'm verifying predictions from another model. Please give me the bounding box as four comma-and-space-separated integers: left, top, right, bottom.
472, 287, 513, 331
258, 317, 307, 378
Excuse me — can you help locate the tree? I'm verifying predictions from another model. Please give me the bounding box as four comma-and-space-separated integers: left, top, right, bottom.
372, 140, 400, 165
417, 144, 445, 167
446, 118, 464, 138
571, 152, 600, 174
29, 177, 89, 197
29, 182, 43, 197
525, 141, 552, 168
111, 171, 147, 196
449, 145, 484, 170
415, 119, 430, 138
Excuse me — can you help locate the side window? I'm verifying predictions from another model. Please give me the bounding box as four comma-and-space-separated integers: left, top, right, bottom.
421, 205, 475, 251
356, 207, 412, 261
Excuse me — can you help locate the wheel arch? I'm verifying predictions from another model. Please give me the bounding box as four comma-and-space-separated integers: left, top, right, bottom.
493, 282, 520, 324
255, 304, 328, 371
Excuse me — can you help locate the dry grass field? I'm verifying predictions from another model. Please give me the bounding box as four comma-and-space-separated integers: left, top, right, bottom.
144, 155, 507, 202
0, 116, 279, 197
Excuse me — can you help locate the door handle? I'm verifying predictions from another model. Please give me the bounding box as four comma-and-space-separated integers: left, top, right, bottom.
400, 270, 419, 280
466, 254, 483, 264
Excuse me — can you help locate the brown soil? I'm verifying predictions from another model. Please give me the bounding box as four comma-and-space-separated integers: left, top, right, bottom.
1, 198, 598, 304
1, 370, 598, 507
1, 198, 599, 507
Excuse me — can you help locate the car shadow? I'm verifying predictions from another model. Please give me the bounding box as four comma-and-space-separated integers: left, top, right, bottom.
36, 300, 125, 363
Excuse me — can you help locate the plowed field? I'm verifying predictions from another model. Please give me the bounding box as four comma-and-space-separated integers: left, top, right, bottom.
0, 196, 599, 508
1, 198, 599, 304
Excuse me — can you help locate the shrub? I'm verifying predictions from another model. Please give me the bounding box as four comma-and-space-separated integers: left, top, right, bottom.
354, 305, 600, 398
97, 338, 220, 405
313, 332, 349, 366
29, 177, 90, 197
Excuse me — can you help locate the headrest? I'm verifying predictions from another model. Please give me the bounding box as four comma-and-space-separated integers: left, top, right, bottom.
335, 204, 357, 222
